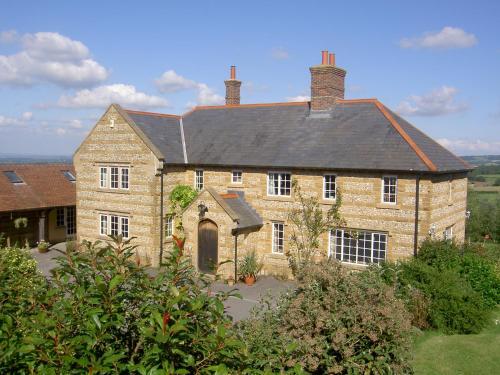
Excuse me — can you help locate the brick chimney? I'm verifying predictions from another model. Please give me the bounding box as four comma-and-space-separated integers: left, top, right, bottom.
310, 50, 346, 110
224, 65, 241, 105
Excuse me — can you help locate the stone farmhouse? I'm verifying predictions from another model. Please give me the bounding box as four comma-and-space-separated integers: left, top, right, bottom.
0, 163, 76, 247
74, 51, 471, 278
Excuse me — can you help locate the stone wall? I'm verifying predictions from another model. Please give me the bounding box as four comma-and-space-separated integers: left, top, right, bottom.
74, 106, 163, 265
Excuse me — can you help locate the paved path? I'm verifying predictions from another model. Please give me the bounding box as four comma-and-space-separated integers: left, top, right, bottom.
31, 244, 295, 321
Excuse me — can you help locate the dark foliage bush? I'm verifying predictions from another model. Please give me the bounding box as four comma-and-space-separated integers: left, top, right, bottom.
377, 240, 499, 334
0, 237, 246, 373
238, 260, 414, 374
466, 191, 500, 242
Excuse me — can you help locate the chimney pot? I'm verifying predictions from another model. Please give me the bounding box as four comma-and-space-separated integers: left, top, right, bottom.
329, 53, 335, 65
230, 65, 236, 80
321, 50, 328, 65
309, 51, 346, 110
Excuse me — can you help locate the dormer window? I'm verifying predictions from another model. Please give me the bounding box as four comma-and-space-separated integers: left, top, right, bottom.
3, 171, 23, 184
62, 170, 76, 183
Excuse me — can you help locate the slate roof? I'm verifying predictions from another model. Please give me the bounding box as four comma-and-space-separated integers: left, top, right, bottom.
122, 99, 470, 173
222, 191, 263, 233
0, 164, 76, 212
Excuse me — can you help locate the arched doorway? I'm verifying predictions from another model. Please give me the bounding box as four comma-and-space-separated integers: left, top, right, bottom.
198, 220, 218, 273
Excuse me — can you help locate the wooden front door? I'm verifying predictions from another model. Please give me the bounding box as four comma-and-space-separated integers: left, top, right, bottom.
198, 220, 218, 273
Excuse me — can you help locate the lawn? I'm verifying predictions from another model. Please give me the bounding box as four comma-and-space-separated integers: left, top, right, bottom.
413, 307, 500, 375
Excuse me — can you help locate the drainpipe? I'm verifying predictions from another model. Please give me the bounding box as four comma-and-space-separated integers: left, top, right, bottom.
158, 165, 164, 266
413, 174, 421, 257
234, 233, 238, 281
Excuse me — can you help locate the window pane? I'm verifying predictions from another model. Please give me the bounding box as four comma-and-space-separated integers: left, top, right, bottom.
121, 217, 129, 238
111, 168, 119, 189
232, 171, 242, 183
100, 215, 108, 235
195, 170, 204, 191
121, 168, 129, 189
100, 167, 107, 188
324, 175, 336, 199
165, 216, 173, 237
111, 215, 119, 236
56, 208, 65, 227
66, 207, 76, 235
272, 222, 284, 253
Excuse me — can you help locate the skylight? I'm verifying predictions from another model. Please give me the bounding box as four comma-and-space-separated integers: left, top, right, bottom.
62, 170, 76, 182
3, 171, 24, 184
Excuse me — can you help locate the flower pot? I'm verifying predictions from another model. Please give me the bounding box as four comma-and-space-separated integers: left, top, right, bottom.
244, 275, 256, 286
38, 246, 49, 253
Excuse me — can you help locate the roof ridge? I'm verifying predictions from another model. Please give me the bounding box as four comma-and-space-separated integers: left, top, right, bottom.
374, 101, 438, 172
124, 109, 181, 119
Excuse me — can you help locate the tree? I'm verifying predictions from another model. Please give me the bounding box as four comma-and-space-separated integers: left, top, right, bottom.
286, 179, 344, 275
168, 185, 198, 234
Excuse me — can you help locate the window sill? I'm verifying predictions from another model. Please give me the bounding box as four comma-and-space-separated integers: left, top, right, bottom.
228, 184, 246, 188
321, 199, 337, 205
96, 188, 130, 194
376, 203, 400, 210
264, 195, 293, 203
267, 252, 286, 259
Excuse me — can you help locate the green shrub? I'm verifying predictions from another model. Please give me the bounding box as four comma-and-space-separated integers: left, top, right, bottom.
0, 237, 246, 373
239, 260, 414, 374
417, 240, 500, 308
377, 240, 499, 334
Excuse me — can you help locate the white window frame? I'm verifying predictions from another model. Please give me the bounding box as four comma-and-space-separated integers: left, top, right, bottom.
165, 216, 174, 238
267, 172, 292, 197
99, 166, 130, 190
231, 170, 243, 184
444, 225, 453, 241
329, 229, 387, 265
323, 174, 336, 200
110, 167, 119, 189
272, 222, 285, 254
99, 213, 130, 239
99, 167, 107, 188
195, 169, 204, 191
121, 167, 129, 190
381, 175, 397, 204
100, 214, 108, 236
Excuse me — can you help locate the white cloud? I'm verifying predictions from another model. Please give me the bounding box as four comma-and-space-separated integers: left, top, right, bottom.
0, 111, 33, 128
69, 119, 83, 129
155, 70, 198, 93
155, 69, 224, 106
438, 138, 500, 155
57, 84, 169, 109
0, 31, 108, 87
400, 27, 477, 49
396, 86, 468, 117
55, 127, 67, 136
196, 83, 224, 105
271, 47, 289, 60
286, 95, 310, 102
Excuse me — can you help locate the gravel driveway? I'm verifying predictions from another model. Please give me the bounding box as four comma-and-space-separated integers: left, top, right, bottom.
31, 244, 295, 322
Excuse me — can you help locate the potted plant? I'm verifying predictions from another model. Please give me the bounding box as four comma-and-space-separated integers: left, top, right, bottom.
37, 240, 49, 253
238, 251, 263, 286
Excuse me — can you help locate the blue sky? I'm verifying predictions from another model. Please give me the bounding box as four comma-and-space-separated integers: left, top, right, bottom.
0, 0, 499, 156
